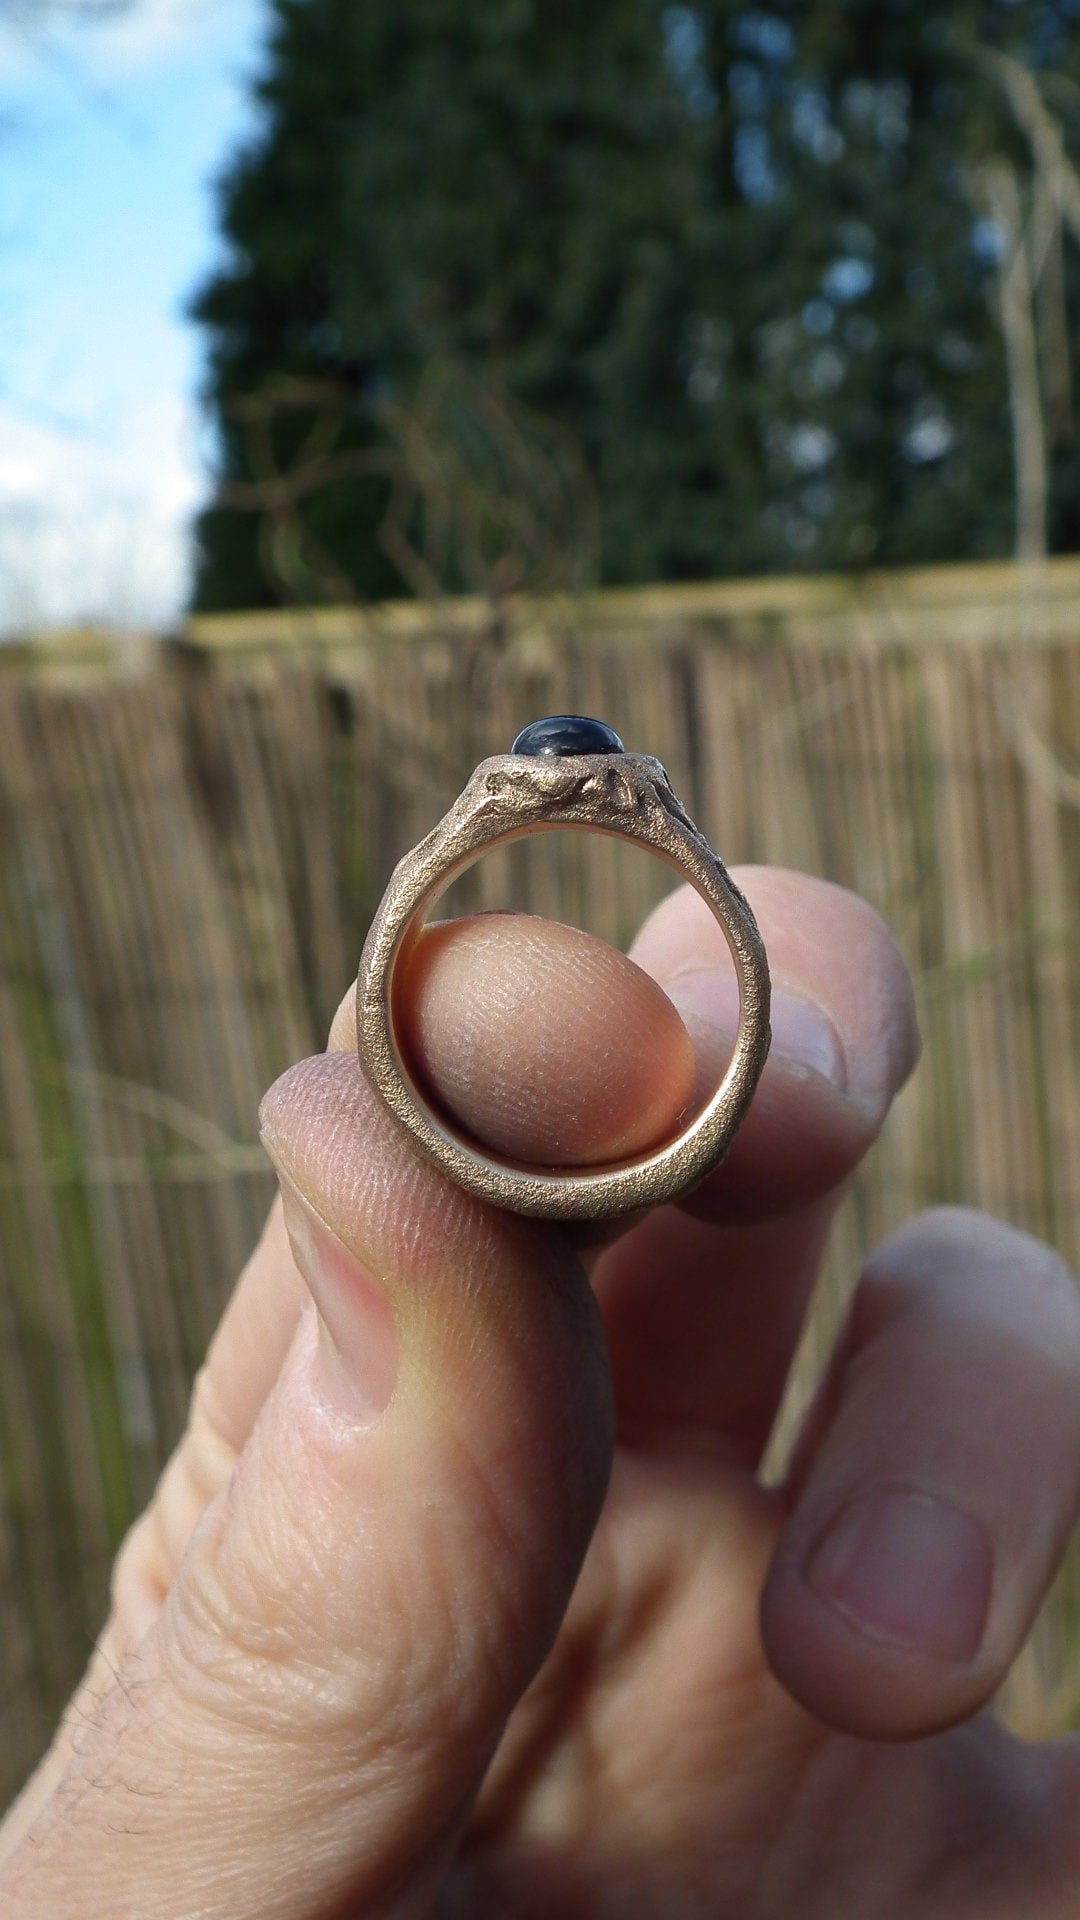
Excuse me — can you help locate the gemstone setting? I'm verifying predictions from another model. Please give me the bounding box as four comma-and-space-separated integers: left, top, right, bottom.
511, 715, 626, 758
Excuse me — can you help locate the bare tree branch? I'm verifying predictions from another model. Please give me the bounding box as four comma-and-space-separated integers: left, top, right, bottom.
1032, 170, 1074, 443
968, 48, 1080, 559
980, 48, 1080, 252
976, 158, 1049, 564
214, 363, 600, 614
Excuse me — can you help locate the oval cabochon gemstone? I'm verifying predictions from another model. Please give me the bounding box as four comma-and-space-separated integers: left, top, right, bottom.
511, 715, 626, 758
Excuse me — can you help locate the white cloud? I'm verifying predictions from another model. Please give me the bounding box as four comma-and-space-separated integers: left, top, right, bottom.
74, 0, 226, 75
0, 388, 203, 631
0, 0, 266, 629
0, 0, 257, 82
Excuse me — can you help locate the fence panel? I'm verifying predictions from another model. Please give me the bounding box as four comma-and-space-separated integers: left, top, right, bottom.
1, 565, 1078, 1800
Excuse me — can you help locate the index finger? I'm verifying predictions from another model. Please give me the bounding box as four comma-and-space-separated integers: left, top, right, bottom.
593, 868, 920, 1457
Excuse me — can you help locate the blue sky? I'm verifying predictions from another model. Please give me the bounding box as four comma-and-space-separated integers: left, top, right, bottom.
0, 0, 268, 629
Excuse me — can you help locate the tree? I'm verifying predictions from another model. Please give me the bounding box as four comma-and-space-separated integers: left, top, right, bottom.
192, 0, 1080, 609
681, 0, 1080, 571
193, 0, 720, 607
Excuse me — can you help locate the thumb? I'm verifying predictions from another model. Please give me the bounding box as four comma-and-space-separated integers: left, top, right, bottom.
10, 1060, 612, 1919
4, 915, 694, 1919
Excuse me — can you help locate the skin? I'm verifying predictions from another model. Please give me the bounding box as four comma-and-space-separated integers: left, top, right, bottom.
2, 865, 1080, 1918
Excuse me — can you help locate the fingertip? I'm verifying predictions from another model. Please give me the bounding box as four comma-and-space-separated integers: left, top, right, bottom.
628, 870, 921, 1224
633, 867, 921, 1117
399, 912, 697, 1167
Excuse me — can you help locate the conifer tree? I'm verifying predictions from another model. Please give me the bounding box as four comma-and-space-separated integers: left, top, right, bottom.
192, 0, 1080, 608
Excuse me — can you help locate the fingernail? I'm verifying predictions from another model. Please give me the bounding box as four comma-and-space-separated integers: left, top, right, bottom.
264, 1146, 398, 1422
805, 1487, 993, 1662
769, 985, 848, 1090
667, 971, 847, 1092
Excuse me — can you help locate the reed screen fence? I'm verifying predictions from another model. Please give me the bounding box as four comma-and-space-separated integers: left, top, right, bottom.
1, 561, 1078, 1803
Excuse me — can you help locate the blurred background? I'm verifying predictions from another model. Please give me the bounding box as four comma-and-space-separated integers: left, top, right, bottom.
1, 0, 1078, 1803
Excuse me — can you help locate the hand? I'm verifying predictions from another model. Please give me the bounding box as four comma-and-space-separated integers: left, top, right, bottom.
3, 868, 1079, 1919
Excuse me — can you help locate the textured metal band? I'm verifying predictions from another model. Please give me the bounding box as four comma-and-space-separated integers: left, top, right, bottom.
355, 751, 771, 1220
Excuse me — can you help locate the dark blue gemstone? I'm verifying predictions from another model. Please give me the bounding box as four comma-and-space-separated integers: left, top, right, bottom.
511, 715, 625, 758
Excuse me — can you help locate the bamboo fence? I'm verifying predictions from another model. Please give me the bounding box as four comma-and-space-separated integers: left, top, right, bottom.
1, 559, 1078, 1804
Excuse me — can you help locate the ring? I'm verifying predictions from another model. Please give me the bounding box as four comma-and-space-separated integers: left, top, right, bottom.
355, 715, 771, 1220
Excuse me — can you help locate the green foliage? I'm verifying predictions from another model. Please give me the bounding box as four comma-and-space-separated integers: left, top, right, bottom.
192, 0, 1080, 608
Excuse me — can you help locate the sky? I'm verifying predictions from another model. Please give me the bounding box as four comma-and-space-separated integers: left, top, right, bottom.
0, 0, 268, 632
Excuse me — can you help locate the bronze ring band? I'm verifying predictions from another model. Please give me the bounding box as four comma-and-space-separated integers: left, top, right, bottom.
355, 717, 771, 1221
